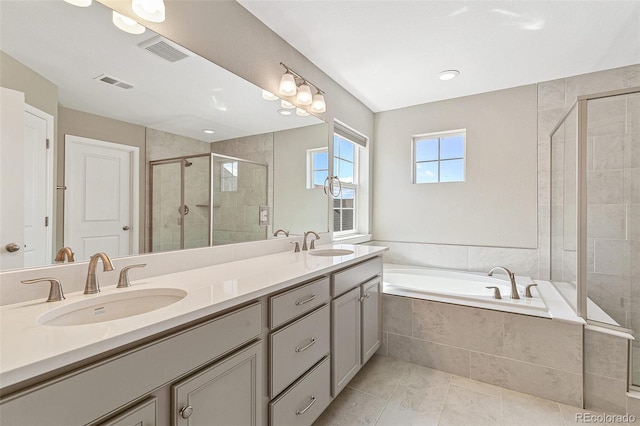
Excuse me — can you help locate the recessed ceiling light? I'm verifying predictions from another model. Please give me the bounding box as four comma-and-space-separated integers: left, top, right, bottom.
278, 109, 293, 116
203, 129, 215, 134
439, 70, 460, 81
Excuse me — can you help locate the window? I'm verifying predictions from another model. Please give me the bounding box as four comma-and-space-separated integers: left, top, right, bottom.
413, 130, 465, 183
221, 161, 238, 192
307, 148, 329, 189
333, 134, 357, 234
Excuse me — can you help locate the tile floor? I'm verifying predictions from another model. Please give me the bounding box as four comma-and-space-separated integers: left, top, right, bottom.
313, 355, 633, 426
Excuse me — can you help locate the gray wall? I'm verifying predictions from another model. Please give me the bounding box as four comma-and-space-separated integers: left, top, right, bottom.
373, 85, 538, 249
273, 124, 329, 235
0, 51, 58, 120
58, 107, 146, 253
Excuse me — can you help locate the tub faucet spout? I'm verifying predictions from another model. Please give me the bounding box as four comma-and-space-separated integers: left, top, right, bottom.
488, 266, 519, 299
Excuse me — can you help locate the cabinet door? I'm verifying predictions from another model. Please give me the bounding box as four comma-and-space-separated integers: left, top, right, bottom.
331, 286, 361, 397
172, 341, 262, 426
361, 277, 381, 365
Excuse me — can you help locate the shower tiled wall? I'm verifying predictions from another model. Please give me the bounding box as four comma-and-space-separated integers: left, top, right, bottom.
211, 133, 272, 244
537, 64, 640, 280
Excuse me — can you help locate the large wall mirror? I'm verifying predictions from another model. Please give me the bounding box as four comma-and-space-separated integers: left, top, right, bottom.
0, 0, 329, 271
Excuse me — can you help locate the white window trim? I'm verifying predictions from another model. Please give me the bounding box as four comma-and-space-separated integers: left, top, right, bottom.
412, 128, 466, 184
306, 147, 328, 189
333, 135, 359, 235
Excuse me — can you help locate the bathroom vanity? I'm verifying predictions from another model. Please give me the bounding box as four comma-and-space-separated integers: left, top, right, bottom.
0, 244, 385, 425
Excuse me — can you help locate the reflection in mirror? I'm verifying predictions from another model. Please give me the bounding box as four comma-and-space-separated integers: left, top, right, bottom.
0, 0, 328, 270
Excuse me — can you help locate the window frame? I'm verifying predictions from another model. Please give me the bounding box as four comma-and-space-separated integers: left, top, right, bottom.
333, 134, 358, 236
412, 129, 466, 184
306, 147, 329, 189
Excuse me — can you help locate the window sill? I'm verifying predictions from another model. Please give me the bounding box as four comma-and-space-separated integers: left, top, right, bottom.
332, 234, 372, 245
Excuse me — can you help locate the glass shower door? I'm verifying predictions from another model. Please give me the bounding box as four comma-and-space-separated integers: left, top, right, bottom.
150, 160, 182, 253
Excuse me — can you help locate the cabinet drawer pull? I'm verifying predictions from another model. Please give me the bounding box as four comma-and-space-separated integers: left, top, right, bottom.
179, 405, 194, 419
295, 338, 316, 353
296, 396, 316, 415
295, 294, 316, 306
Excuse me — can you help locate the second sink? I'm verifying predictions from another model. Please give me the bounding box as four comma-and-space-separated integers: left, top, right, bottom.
38, 288, 187, 326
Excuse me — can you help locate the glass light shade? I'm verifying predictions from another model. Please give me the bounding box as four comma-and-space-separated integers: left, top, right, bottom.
278, 72, 297, 96
296, 108, 309, 117
311, 92, 326, 113
63, 0, 92, 6
280, 100, 295, 109
296, 83, 312, 105
261, 90, 279, 101
132, 0, 166, 23
113, 11, 146, 35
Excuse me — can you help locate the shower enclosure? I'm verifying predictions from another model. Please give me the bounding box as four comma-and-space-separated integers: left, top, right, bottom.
550, 87, 639, 387
149, 153, 268, 252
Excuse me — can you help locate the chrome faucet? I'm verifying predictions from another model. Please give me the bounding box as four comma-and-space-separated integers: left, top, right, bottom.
85, 252, 114, 294
302, 231, 320, 251
488, 266, 519, 299
54, 247, 75, 263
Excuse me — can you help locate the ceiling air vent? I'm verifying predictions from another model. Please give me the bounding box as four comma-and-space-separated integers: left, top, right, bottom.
94, 74, 134, 90
138, 35, 191, 62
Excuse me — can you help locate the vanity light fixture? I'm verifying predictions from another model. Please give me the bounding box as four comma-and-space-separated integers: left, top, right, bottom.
132, 0, 166, 23
63, 0, 92, 6
280, 100, 295, 109
262, 90, 279, 101
278, 62, 327, 113
296, 108, 310, 117
113, 11, 146, 35
277, 109, 293, 116
439, 70, 460, 81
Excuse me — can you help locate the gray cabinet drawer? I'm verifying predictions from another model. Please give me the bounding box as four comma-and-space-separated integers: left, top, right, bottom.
332, 256, 382, 297
270, 277, 330, 329
269, 357, 331, 426
270, 305, 330, 398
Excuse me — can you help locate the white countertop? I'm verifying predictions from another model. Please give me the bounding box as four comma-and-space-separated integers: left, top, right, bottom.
0, 244, 386, 390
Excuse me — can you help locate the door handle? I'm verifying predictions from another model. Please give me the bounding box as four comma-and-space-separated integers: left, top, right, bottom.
5, 243, 20, 252
122, 226, 130, 231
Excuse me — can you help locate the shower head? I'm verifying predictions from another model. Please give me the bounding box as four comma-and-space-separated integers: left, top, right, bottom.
184, 160, 193, 167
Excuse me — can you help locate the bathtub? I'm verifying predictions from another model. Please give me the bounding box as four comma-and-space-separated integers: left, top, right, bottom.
383, 264, 552, 318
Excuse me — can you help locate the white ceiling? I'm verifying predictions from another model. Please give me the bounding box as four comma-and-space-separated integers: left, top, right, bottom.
238, 1, 640, 112
0, 0, 320, 143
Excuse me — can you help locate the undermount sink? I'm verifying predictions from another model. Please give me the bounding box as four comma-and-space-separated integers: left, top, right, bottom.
309, 249, 355, 257
38, 288, 187, 326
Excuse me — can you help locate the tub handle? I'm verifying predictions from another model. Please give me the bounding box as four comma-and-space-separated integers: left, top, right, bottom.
486, 286, 502, 300
524, 284, 538, 298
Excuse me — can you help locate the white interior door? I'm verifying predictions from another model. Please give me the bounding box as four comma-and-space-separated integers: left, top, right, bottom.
23, 106, 54, 268
0, 88, 25, 270
64, 135, 139, 261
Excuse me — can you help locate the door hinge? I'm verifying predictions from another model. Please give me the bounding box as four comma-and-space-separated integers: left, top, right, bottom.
46, 139, 50, 149
45, 216, 49, 227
